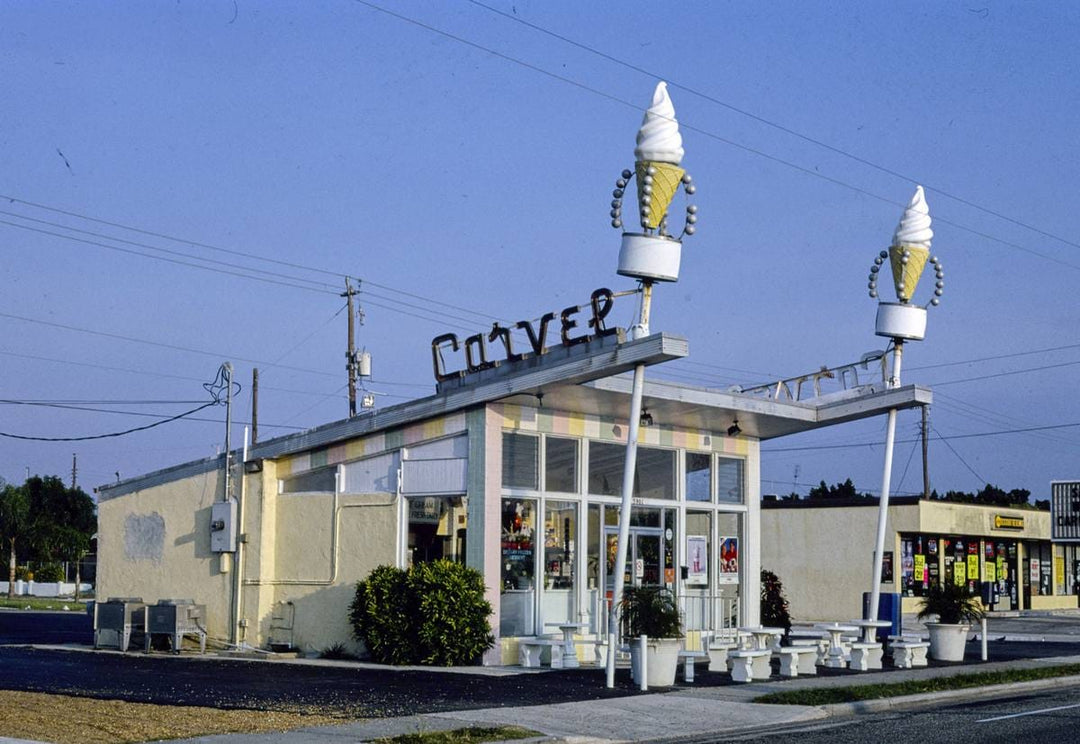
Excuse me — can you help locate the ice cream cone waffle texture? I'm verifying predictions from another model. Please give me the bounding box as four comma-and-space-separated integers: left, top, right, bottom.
636, 161, 685, 229
889, 244, 929, 300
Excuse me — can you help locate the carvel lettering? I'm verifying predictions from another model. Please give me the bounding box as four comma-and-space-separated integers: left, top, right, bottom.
431, 288, 619, 382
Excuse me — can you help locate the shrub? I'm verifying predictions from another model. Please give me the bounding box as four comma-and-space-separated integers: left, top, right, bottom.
619, 585, 683, 639
409, 559, 495, 666
349, 565, 414, 665
318, 642, 359, 661
760, 569, 792, 635
14, 567, 32, 582
33, 563, 65, 583
350, 560, 494, 666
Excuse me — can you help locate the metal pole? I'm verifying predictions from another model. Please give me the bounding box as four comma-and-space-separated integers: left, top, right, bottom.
868, 341, 904, 625
606, 363, 647, 688
606, 280, 654, 689
223, 362, 233, 503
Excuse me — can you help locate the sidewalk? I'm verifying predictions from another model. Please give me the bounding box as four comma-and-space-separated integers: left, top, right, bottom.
169, 651, 1080, 743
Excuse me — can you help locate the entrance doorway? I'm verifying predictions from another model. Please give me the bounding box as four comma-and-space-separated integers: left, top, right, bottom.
603, 527, 663, 591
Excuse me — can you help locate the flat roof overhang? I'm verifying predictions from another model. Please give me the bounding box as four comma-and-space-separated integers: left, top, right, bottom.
517, 375, 931, 440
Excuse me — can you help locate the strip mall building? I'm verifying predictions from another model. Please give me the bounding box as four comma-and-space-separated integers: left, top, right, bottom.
96, 310, 931, 663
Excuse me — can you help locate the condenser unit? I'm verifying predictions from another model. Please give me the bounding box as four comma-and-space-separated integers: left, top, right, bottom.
94, 597, 145, 651
144, 599, 206, 654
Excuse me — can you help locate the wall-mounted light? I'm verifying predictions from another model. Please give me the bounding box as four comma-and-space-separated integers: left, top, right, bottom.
640, 408, 654, 427
727, 420, 741, 437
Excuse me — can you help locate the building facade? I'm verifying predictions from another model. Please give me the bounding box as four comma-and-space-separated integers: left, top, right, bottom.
97, 331, 928, 662
762, 497, 1077, 621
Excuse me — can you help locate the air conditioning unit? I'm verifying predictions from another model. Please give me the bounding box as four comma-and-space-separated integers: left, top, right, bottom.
144, 599, 206, 654
94, 597, 145, 652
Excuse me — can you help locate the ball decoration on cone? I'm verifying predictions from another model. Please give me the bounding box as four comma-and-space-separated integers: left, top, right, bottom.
612, 82, 696, 283
869, 185, 944, 341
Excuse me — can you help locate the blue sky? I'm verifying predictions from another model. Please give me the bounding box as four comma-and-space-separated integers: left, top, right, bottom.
2, 1, 1078, 499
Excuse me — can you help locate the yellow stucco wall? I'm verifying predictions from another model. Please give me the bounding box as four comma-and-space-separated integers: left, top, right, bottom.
96, 465, 234, 641
248, 491, 397, 654
760, 504, 919, 621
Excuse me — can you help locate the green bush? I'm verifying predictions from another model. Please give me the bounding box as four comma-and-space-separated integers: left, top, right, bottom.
917, 580, 985, 625
409, 559, 495, 666
350, 560, 494, 666
33, 563, 65, 583
14, 566, 32, 581
350, 565, 414, 665
760, 569, 792, 635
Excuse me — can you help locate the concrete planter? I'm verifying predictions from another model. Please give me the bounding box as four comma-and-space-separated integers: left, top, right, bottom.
926, 622, 970, 661
629, 638, 682, 687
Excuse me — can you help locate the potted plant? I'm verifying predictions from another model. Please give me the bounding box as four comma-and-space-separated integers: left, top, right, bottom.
619, 585, 683, 686
916, 581, 985, 662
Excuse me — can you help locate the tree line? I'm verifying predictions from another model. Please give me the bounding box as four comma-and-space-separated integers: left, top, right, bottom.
0, 475, 96, 599
779, 478, 1048, 510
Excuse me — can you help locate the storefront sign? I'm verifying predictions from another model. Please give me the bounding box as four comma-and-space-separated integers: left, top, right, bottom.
1051, 481, 1080, 541
430, 288, 620, 382
993, 514, 1024, 531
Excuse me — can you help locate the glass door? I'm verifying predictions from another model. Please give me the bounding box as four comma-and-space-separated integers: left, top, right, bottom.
603, 527, 663, 591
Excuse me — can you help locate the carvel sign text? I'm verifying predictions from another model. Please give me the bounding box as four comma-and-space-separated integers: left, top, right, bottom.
431, 288, 620, 383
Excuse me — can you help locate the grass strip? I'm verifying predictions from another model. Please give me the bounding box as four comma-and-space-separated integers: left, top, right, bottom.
754, 664, 1080, 706
371, 726, 542, 744
0, 597, 90, 612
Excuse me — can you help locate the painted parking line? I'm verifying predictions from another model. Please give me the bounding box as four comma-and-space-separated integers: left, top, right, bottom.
977, 702, 1080, 723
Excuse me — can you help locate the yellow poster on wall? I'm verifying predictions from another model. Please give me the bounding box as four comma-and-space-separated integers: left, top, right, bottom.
967, 554, 979, 581
954, 563, 966, 585
1056, 557, 1066, 590
913, 554, 926, 582
985, 562, 996, 583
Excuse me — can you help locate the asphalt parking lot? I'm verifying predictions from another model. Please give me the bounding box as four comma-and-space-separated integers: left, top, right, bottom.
3, 609, 1080, 719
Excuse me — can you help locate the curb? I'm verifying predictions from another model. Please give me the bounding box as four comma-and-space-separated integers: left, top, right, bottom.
820, 673, 1080, 717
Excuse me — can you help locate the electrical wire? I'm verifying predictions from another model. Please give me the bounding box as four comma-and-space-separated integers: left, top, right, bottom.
465, 0, 1080, 255
353, 0, 1080, 272
930, 425, 987, 485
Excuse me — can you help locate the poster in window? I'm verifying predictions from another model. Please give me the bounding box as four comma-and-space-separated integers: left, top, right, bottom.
719, 536, 739, 584
881, 551, 894, 583
967, 553, 980, 581
686, 535, 708, 586
954, 562, 966, 585
913, 554, 925, 582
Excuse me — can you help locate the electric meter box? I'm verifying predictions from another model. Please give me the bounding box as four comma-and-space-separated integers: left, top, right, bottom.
210, 499, 237, 553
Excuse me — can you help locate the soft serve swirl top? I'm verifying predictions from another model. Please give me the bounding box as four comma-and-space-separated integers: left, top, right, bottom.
892, 185, 933, 249
634, 81, 684, 164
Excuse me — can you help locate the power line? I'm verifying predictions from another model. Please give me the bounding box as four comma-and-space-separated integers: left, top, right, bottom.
352, 0, 1080, 273
907, 342, 1080, 372
763, 421, 1080, 453
0, 400, 221, 442
465, 0, 1080, 256
930, 425, 986, 485
0, 194, 507, 325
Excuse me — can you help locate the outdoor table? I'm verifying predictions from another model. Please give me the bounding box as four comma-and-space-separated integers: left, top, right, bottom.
814, 623, 858, 668
848, 619, 893, 644
545, 622, 588, 668
737, 626, 785, 651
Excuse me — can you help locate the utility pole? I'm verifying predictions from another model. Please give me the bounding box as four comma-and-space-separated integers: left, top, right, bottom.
71, 453, 77, 489
342, 279, 359, 417
251, 368, 259, 445
921, 405, 930, 499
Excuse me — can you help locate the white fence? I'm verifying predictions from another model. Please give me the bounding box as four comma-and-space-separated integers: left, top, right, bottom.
0, 581, 93, 598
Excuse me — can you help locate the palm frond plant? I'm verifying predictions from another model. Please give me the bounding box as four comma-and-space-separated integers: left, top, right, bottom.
916, 581, 985, 625
619, 584, 683, 639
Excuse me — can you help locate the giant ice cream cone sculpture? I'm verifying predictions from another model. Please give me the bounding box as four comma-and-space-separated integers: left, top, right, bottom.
869, 185, 945, 341
634, 82, 686, 231
888, 185, 933, 302
610, 82, 696, 283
